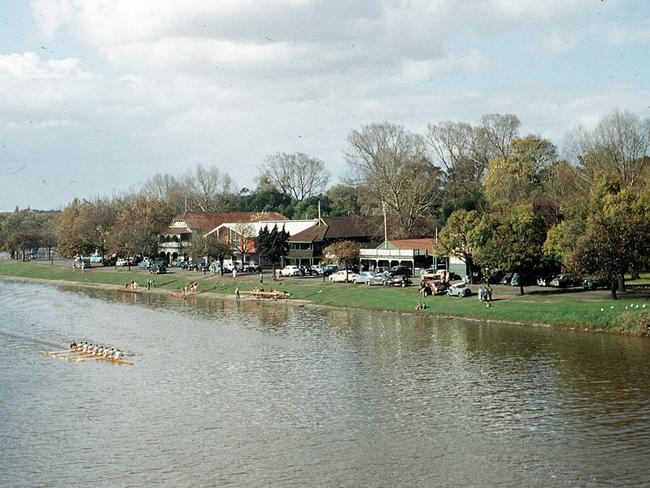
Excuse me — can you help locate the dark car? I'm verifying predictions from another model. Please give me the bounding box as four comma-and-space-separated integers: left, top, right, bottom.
149, 264, 166, 274
322, 265, 338, 276
549, 274, 576, 288
385, 275, 412, 287
389, 265, 412, 277
486, 270, 504, 284
103, 256, 117, 267
582, 277, 609, 290
510, 273, 536, 287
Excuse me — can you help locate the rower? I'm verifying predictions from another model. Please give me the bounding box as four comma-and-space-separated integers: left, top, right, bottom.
113, 349, 123, 360
70, 341, 77, 349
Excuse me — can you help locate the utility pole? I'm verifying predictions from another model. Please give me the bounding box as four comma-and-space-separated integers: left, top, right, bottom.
382, 200, 388, 249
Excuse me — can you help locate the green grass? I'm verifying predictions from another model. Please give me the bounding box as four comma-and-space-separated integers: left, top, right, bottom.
2, 260, 649, 335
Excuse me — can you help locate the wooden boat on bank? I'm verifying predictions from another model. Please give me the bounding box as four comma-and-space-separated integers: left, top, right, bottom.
245, 290, 291, 300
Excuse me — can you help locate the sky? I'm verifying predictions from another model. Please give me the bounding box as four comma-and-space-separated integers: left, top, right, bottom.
0, 0, 649, 211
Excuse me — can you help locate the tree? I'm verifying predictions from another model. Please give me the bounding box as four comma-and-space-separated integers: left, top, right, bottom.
434, 209, 488, 276
239, 187, 294, 217
327, 184, 362, 216
107, 195, 175, 258
346, 122, 443, 237
475, 204, 547, 295
479, 113, 521, 160
198, 233, 232, 275
231, 222, 257, 266
565, 109, 650, 189
259, 152, 330, 201
182, 164, 237, 212
323, 240, 360, 282
255, 225, 289, 277
552, 178, 650, 298
141, 173, 186, 214
483, 136, 558, 211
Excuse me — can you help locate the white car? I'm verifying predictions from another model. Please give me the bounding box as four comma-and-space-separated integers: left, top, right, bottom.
329, 270, 358, 283
447, 283, 471, 297
280, 265, 301, 277
115, 258, 128, 267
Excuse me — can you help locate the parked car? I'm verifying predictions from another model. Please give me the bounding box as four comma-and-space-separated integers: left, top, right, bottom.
486, 270, 504, 284
149, 263, 166, 274
354, 271, 377, 284
310, 265, 323, 275
280, 265, 301, 277
389, 265, 412, 277
103, 256, 117, 267
385, 275, 412, 287
549, 274, 576, 288
447, 283, 472, 297
537, 274, 556, 287
500, 273, 513, 285
138, 258, 154, 269
90, 254, 103, 263
582, 277, 609, 290
510, 272, 536, 287
115, 258, 128, 267
329, 270, 358, 283
322, 265, 339, 276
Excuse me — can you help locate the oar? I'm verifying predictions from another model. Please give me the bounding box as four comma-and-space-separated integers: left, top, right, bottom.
45, 349, 77, 355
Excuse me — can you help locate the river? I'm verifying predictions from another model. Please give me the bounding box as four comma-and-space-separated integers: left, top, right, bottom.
1, 280, 649, 487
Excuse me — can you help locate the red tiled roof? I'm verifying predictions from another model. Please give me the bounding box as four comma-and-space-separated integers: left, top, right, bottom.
390, 238, 437, 252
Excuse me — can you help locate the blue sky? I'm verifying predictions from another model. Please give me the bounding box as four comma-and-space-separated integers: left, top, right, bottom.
1, 0, 649, 211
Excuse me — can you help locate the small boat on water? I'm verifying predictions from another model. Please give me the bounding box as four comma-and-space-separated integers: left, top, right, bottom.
69, 349, 134, 365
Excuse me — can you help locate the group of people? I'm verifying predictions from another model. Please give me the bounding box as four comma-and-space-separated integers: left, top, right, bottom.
478, 285, 493, 307
70, 341, 124, 360
183, 281, 199, 293
124, 280, 138, 290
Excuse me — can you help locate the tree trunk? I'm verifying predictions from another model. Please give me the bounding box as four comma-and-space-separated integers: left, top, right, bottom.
618, 275, 625, 293
610, 280, 618, 300
519, 284, 525, 296
465, 256, 474, 277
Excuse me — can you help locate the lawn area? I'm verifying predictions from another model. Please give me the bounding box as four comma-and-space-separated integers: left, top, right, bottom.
1, 260, 649, 336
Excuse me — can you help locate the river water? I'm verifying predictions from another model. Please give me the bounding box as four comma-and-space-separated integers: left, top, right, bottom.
1, 280, 649, 487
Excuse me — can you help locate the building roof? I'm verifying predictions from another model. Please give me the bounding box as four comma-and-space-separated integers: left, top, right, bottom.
205, 219, 316, 238
378, 238, 437, 252
167, 211, 287, 234
288, 216, 383, 243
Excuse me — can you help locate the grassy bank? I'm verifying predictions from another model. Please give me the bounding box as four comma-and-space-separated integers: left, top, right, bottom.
1, 260, 649, 336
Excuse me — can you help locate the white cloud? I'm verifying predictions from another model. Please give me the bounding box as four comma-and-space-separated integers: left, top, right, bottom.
2, 0, 646, 211
0, 52, 87, 80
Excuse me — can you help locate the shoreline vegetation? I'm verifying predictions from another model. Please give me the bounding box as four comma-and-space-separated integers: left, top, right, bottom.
1, 260, 649, 337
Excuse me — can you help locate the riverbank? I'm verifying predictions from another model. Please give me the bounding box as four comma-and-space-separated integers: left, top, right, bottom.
1, 260, 649, 336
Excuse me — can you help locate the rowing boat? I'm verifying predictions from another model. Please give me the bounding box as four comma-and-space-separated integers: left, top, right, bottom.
67, 349, 134, 366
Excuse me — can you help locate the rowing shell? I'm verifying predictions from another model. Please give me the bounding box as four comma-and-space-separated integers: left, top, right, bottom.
67, 349, 134, 366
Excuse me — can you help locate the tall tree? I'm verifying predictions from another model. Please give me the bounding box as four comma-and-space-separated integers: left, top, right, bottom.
346, 122, 442, 238
549, 177, 650, 298
182, 164, 237, 212
255, 225, 289, 277
259, 152, 330, 201
565, 109, 650, 189
434, 209, 488, 276
475, 204, 547, 295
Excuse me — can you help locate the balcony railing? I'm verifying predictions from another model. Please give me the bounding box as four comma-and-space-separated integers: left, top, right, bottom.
360, 249, 419, 258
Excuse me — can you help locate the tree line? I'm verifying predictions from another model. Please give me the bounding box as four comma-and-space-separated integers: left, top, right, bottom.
1, 109, 648, 298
